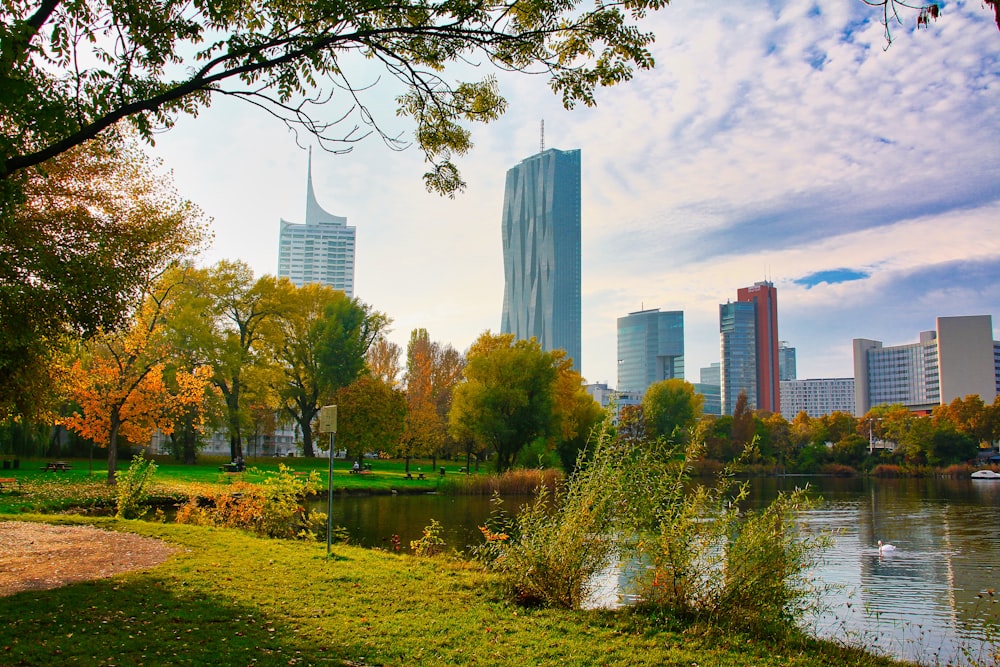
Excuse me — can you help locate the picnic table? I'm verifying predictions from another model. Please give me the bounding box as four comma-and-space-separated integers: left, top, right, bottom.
41, 461, 72, 472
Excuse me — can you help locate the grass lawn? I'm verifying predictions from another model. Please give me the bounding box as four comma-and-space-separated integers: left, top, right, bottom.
0, 456, 460, 513
0, 515, 910, 667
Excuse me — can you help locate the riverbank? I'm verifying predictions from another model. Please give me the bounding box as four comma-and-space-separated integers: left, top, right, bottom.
0, 515, 909, 667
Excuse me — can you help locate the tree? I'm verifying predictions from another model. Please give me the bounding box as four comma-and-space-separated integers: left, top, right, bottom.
448, 332, 559, 473
261, 282, 355, 459
0, 135, 209, 419
61, 273, 214, 483
313, 296, 389, 456
335, 376, 406, 465
366, 338, 403, 389
731, 390, 755, 452
194, 262, 288, 460
1, 0, 675, 194
401, 329, 465, 471
642, 379, 704, 442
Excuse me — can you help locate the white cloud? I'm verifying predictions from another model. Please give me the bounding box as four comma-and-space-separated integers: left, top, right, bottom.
149, 0, 1000, 387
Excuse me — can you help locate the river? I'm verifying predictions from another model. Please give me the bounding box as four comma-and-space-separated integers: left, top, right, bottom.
312, 475, 1000, 666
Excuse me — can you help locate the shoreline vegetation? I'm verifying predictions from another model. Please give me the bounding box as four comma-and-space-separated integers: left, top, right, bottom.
0, 455, 994, 665
0, 515, 908, 667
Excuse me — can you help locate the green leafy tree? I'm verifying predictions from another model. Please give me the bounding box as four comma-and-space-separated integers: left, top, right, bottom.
261, 282, 372, 458
336, 375, 406, 465
312, 296, 389, 457
642, 379, 704, 443
1, 0, 678, 193
191, 262, 288, 460
448, 332, 559, 473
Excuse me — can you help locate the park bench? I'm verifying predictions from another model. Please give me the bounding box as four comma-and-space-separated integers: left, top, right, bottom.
0, 477, 20, 491
41, 461, 71, 472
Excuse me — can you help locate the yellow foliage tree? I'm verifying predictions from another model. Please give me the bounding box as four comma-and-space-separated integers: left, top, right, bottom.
61, 275, 215, 483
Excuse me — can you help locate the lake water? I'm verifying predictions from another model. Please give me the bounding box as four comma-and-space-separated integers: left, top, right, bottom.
312, 476, 1000, 666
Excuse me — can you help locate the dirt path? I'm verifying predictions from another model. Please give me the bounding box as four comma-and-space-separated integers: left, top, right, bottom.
0, 521, 176, 597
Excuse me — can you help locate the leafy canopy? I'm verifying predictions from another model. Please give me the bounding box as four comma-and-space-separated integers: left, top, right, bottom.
1, 0, 667, 194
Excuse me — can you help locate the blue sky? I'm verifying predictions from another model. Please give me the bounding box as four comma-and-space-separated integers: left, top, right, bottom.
148, 0, 1000, 388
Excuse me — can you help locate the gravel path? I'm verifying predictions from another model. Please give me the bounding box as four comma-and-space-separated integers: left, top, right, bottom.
0, 521, 176, 597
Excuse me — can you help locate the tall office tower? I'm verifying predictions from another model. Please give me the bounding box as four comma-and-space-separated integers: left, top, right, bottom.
778, 341, 797, 381
736, 281, 781, 413
616, 308, 684, 394
854, 315, 998, 415
694, 362, 722, 417
500, 147, 582, 371
278, 153, 356, 296
719, 301, 757, 416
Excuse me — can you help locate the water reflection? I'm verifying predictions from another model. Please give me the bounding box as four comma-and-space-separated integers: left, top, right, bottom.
312, 478, 999, 666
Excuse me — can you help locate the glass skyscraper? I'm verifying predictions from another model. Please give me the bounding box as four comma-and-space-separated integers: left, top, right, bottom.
616, 308, 684, 394
500, 148, 582, 372
719, 300, 757, 416
277, 153, 356, 296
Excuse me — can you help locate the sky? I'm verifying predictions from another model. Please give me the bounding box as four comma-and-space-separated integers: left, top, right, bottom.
147, 0, 1000, 388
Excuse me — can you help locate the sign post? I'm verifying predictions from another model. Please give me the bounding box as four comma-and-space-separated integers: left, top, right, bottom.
319, 405, 338, 555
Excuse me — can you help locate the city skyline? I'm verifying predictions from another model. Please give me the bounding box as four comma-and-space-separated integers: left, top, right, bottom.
147, 0, 1000, 387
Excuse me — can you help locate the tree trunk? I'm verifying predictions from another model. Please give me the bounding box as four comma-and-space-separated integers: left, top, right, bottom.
106, 411, 120, 485
301, 422, 315, 457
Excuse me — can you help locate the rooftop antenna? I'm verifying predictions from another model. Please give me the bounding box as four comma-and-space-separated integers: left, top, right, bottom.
540, 119, 545, 152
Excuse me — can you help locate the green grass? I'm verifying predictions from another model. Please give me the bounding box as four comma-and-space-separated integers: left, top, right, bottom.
0, 456, 465, 513
0, 515, 911, 667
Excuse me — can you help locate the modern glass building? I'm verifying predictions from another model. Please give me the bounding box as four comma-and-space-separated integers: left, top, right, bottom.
720, 301, 757, 416
737, 281, 781, 413
616, 308, 684, 394
278, 153, 356, 296
778, 341, 797, 381
500, 148, 582, 372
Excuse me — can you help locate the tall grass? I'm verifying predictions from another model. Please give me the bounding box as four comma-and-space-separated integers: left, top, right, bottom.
441, 467, 563, 495
476, 420, 827, 638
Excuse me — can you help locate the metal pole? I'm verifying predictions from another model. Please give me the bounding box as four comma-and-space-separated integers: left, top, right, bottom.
327, 431, 335, 555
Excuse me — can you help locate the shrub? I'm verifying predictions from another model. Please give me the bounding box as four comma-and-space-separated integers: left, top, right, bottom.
115, 454, 157, 519
476, 416, 827, 637
410, 519, 447, 557
175, 465, 327, 539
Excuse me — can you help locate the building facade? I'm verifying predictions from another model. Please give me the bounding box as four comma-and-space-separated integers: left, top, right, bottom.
719, 300, 757, 416
500, 148, 582, 371
853, 315, 998, 415
780, 378, 855, 419
616, 308, 684, 394
737, 281, 781, 413
778, 341, 797, 381
278, 153, 356, 295
694, 362, 722, 417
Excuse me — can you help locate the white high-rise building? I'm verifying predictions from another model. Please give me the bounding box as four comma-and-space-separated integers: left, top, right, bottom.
278, 152, 356, 296
780, 378, 855, 418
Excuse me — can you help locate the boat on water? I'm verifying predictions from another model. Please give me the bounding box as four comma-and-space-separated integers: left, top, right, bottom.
970, 469, 1000, 479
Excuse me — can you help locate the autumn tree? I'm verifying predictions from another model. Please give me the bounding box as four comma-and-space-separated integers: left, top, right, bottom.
448, 332, 561, 473
401, 329, 466, 471
642, 379, 704, 443
366, 338, 403, 389
0, 135, 209, 419
61, 273, 214, 483
335, 376, 406, 465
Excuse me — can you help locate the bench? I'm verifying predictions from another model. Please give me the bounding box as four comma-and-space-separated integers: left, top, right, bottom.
41, 462, 71, 472
403, 472, 426, 480
0, 477, 20, 491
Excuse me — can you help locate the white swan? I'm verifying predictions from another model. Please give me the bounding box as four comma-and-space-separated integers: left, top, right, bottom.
878, 540, 897, 553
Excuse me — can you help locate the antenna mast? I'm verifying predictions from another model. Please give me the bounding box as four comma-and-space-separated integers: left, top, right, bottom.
540, 119, 545, 152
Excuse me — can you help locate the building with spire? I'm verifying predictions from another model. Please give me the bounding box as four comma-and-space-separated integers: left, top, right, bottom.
277, 151, 356, 296
500, 147, 582, 372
